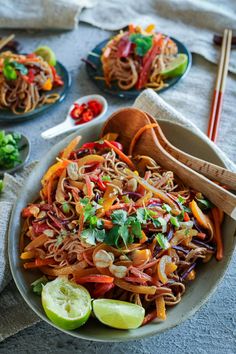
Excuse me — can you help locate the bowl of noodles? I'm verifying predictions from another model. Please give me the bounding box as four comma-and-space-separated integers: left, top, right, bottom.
8, 114, 236, 341
86, 24, 191, 99
0, 51, 71, 122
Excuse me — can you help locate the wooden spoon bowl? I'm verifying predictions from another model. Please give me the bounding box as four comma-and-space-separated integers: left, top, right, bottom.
101, 107, 236, 219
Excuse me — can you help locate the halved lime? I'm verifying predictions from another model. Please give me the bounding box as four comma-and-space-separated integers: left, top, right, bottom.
161, 53, 188, 78
93, 299, 145, 329
41, 277, 91, 330
34, 46, 56, 66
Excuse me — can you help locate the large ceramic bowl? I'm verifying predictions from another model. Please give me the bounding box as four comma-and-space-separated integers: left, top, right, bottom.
8, 119, 236, 342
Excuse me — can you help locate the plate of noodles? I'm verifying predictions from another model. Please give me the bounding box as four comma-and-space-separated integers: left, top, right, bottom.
85, 24, 192, 99
0, 50, 71, 122
8, 112, 236, 341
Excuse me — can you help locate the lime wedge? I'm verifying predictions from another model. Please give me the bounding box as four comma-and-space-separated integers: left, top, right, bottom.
42, 277, 91, 330
161, 53, 188, 78
93, 299, 145, 329
34, 46, 56, 66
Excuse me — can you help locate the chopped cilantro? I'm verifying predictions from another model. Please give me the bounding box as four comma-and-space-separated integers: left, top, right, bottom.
111, 209, 128, 225
81, 228, 106, 245
156, 233, 170, 250
31, 276, 48, 296
170, 216, 180, 228
129, 33, 153, 56
162, 203, 172, 213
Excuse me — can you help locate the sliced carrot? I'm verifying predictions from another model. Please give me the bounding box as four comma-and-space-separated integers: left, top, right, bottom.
23, 258, 54, 269
84, 175, 93, 197
115, 279, 156, 295
104, 139, 135, 169
129, 124, 158, 156
61, 136, 81, 159
24, 234, 48, 251
155, 296, 166, 321
142, 309, 157, 325
211, 207, 223, 261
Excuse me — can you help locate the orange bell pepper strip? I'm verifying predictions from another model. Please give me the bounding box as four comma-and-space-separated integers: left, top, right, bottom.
42, 78, 52, 91
61, 136, 81, 159
157, 255, 172, 284
24, 234, 48, 251
41, 160, 69, 187
20, 250, 35, 260
155, 295, 166, 321
77, 154, 104, 168
104, 139, 135, 170
211, 207, 223, 261
189, 200, 214, 237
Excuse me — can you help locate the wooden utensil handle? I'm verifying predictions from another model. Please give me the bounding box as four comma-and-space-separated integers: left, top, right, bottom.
147, 114, 236, 189
164, 143, 236, 190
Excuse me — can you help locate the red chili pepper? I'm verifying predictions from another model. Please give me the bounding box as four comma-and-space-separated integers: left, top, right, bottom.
87, 100, 103, 116
27, 68, 35, 83
136, 35, 163, 89
81, 110, 93, 122
70, 104, 85, 120
90, 176, 107, 191
183, 212, 190, 221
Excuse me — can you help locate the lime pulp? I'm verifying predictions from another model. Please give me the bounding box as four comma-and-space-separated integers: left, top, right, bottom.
41, 277, 91, 330
34, 46, 57, 66
93, 299, 145, 329
161, 53, 188, 78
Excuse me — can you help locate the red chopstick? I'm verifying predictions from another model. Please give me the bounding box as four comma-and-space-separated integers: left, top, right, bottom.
207, 29, 232, 142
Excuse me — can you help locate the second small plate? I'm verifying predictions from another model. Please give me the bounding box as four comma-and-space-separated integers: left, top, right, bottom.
86, 37, 192, 99
0, 61, 71, 123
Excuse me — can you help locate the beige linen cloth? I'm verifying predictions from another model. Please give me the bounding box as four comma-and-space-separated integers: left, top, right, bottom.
0, 89, 235, 342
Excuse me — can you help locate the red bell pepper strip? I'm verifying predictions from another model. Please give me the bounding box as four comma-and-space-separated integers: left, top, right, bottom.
51, 66, 64, 86
183, 212, 190, 221
136, 34, 163, 89
90, 176, 107, 191
93, 282, 114, 298
76, 275, 114, 284
117, 35, 132, 58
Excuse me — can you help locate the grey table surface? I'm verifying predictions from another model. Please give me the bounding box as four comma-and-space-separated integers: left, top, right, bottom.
0, 23, 235, 354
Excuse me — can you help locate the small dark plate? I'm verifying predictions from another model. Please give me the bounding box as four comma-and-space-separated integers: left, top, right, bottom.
0, 61, 71, 123
0, 132, 30, 177
86, 37, 192, 99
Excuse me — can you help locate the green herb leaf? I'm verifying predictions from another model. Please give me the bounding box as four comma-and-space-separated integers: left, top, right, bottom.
170, 216, 180, 228
136, 208, 148, 223
101, 175, 111, 181
177, 195, 186, 204
0, 130, 22, 169
118, 225, 130, 247
162, 203, 172, 213
3, 59, 17, 80
81, 228, 106, 245
62, 202, 70, 214
196, 198, 213, 210
130, 219, 142, 238
12, 61, 28, 75
104, 225, 120, 247
111, 210, 127, 225
156, 233, 170, 250
31, 276, 48, 295
0, 180, 3, 193
129, 34, 153, 56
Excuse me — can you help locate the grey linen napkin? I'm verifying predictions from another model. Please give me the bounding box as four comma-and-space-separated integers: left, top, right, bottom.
0, 89, 235, 342
0, 0, 97, 30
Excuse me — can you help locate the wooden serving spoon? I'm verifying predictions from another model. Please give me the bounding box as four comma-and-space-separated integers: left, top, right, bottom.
146, 114, 236, 190
101, 107, 236, 219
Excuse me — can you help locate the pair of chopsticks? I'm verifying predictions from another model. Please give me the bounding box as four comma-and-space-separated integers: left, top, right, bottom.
0, 33, 15, 51
207, 29, 232, 142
